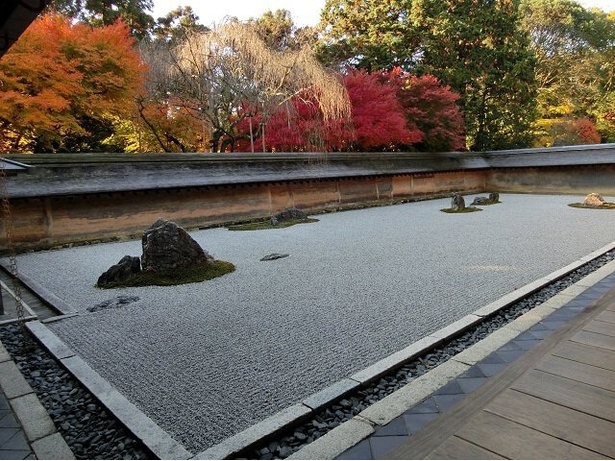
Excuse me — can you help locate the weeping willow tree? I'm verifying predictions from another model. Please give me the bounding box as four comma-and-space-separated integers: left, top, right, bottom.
155, 21, 351, 152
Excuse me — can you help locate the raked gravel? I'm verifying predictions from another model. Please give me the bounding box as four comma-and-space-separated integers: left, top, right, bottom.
14, 194, 615, 454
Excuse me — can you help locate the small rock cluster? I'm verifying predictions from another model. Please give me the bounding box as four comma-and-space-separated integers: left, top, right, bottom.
97, 219, 214, 287
472, 192, 500, 206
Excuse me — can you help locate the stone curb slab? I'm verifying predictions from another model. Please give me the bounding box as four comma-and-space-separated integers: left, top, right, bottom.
10, 393, 57, 442
193, 404, 312, 460
0, 361, 33, 400
286, 417, 375, 460
303, 378, 361, 411
0, 343, 11, 363
31, 432, 76, 460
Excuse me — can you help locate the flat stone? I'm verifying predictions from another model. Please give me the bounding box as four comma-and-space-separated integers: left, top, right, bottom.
429, 314, 483, 340
60, 356, 190, 460
194, 403, 312, 459
26, 321, 75, 360
559, 284, 592, 298
286, 417, 374, 460
505, 312, 544, 332
451, 327, 521, 366
11, 393, 56, 441
350, 336, 441, 384
0, 361, 33, 399
303, 379, 361, 411
0, 343, 11, 363
359, 360, 469, 427
31, 432, 75, 460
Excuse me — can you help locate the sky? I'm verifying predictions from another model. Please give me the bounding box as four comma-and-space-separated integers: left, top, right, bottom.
151, 0, 614, 28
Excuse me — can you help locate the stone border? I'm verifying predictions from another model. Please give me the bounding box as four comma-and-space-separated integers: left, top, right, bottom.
14, 239, 615, 460
0, 341, 74, 460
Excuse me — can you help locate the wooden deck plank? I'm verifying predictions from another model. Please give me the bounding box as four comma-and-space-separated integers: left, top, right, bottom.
512, 369, 615, 422
571, 330, 615, 352
387, 294, 615, 460
596, 310, 615, 324
583, 319, 615, 336
485, 389, 615, 458
583, 319, 615, 337
425, 436, 505, 460
535, 354, 615, 392
455, 410, 607, 459
553, 340, 615, 372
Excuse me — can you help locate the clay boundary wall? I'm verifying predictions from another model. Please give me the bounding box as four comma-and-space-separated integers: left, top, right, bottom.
3, 144, 615, 251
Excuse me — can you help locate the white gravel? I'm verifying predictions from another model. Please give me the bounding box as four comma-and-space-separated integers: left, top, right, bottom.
15, 194, 615, 453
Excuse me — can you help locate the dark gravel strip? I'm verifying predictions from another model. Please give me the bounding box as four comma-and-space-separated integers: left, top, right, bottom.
0, 324, 155, 460
238, 250, 615, 460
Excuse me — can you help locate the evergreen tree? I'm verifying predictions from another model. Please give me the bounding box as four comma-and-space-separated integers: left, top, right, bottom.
413, 0, 538, 150
317, 0, 420, 71
49, 0, 154, 39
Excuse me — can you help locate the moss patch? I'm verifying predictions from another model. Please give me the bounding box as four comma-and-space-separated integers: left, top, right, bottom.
568, 202, 615, 209
440, 207, 482, 213
98, 260, 235, 288
227, 218, 319, 231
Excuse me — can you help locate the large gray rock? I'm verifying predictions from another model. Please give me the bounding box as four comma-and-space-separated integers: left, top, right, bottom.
141, 219, 213, 273
450, 193, 466, 212
583, 193, 605, 207
97, 255, 141, 287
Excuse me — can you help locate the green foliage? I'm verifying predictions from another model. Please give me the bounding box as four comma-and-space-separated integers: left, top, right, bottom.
49, 0, 154, 39
317, 0, 420, 71
318, 0, 538, 151
520, 0, 615, 142
152, 6, 208, 44
246, 9, 316, 51
414, 0, 538, 151
98, 260, 236, 288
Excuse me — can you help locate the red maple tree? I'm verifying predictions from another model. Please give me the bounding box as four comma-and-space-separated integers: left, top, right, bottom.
382, 68, 466, 151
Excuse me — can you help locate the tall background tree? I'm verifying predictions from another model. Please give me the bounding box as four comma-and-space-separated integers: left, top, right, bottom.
317, 0, 537, 151
520, 0, 615, 144
0, 14, 145, 153
411, 0, 537, 150
48, 0, 154, 39
141, 21, 351, 153
317, 0, 420, 71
